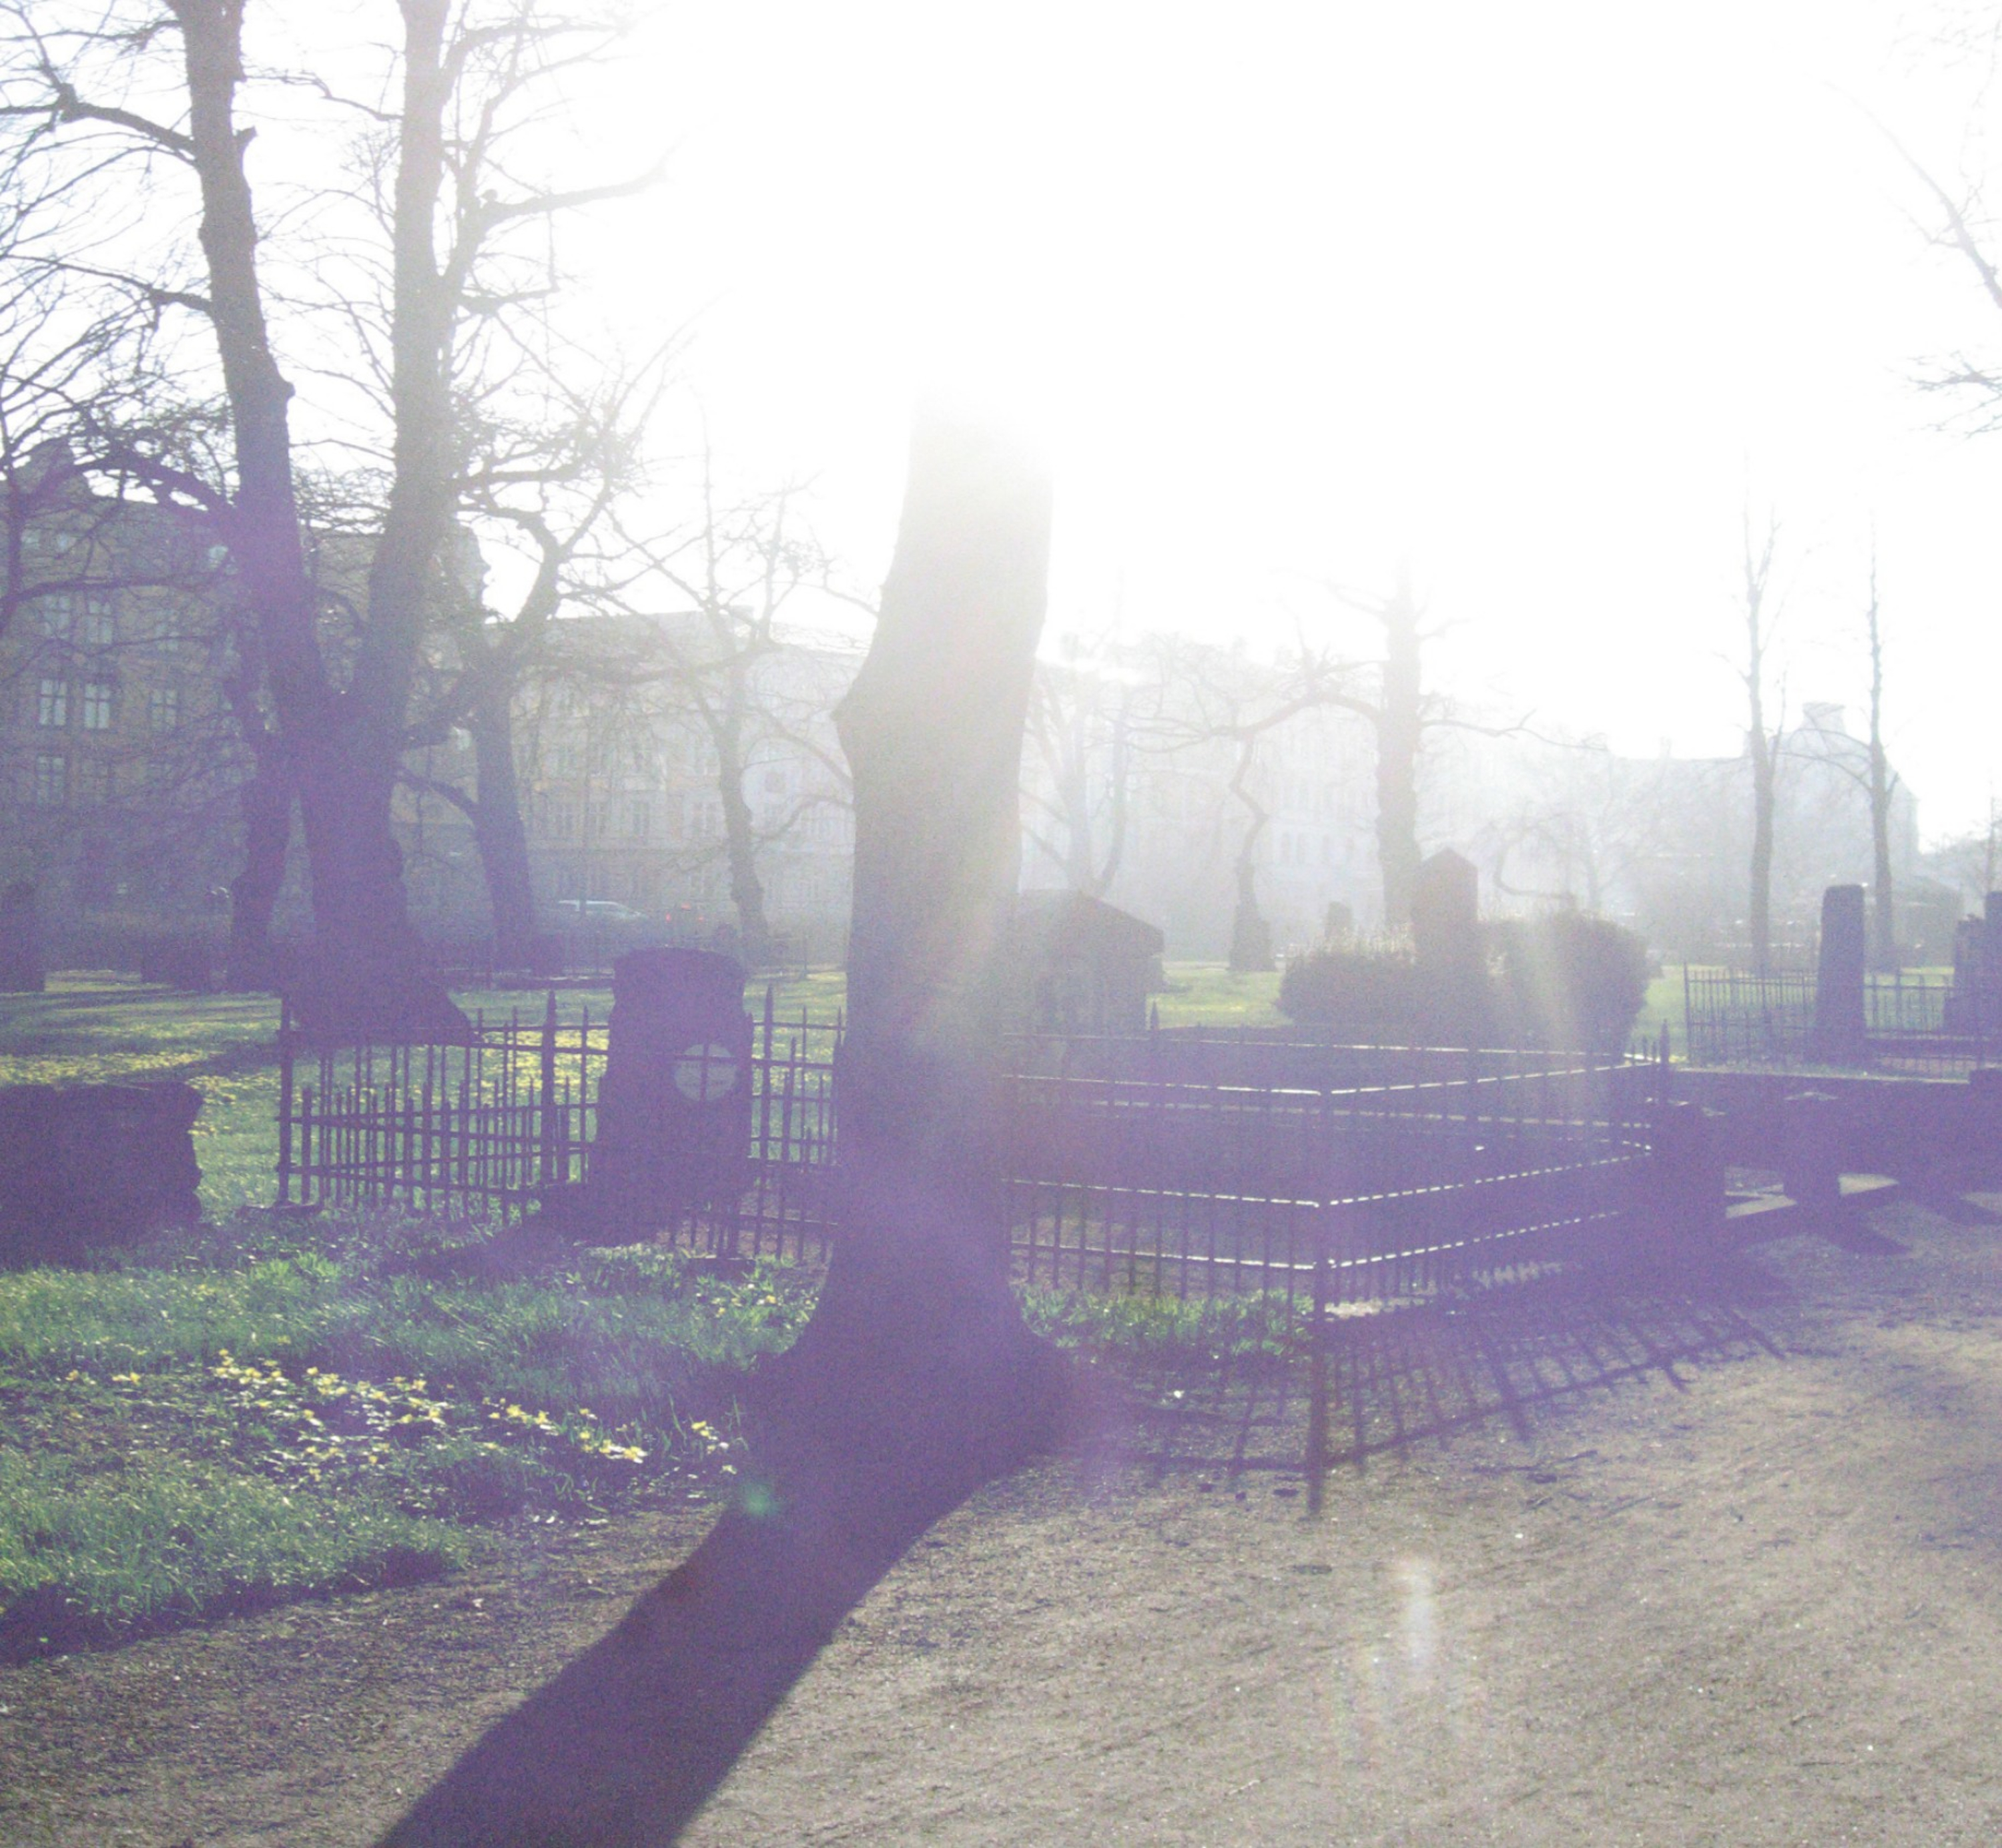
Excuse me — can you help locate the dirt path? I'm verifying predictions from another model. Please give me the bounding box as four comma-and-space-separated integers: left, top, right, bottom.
7, 1197, 2002, 1845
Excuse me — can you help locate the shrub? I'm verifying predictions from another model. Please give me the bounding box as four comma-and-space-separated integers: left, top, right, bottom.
1489, 912, 1650, 1053
1279, 912, 1650, 1052
1277, 944, 1483, 1043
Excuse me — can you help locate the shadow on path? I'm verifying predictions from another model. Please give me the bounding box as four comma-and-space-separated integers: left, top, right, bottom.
378, 1446, 1000, 1847
1107, 1255, 1794, 1487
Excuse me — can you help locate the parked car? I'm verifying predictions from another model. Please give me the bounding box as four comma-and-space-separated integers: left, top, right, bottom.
548, 898, 649, 927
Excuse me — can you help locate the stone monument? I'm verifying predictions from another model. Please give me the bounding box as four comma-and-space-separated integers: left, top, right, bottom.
1812, 884, 1867, 1064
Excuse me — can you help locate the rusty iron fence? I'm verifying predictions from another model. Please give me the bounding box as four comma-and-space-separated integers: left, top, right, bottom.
278, 1010, 1666, 1311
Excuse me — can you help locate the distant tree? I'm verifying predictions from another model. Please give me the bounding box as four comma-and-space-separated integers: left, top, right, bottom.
1736, 507, 1785, 974
597, 466, 844, 967
1144, 633, 1352, 970
1022, 629, 1142, 900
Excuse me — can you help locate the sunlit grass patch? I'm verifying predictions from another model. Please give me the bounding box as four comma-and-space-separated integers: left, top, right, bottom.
0, 1223, 816, 1655
1151, 962, 1285, 1029
1021, 1285, 1305, 1363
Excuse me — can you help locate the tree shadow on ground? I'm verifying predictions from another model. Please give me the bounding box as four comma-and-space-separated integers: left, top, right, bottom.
378, 1257, 1789, 1846
378, 1319, 1085, 1848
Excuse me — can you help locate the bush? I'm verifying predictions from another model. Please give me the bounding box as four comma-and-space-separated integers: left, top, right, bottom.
1279, 912, 1650, 1052
1488, 912, 1650, 1053
1277, 944, 1483, 1043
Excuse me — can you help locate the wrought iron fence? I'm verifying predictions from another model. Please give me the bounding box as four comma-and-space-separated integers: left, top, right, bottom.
276, 988, 842, 1261
1003, 1042, 1660, 1306
1683, 966, 1995, 1072
276, 1008, 1665, 1310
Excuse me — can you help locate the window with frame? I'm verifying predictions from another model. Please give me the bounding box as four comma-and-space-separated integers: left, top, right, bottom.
80, 681, 114, 730
148, 686, 180, 731
75, 758, 114, 806
77, 597, 115, 647
36, 677, 67, 727
31, 595, 71, 640
32, 753, 66, 806
627, 798, 652, 840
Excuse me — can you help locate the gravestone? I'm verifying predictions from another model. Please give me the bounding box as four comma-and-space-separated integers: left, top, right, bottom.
0, 1082, 202, 1265
1410, 849, 1488, 1042
0, 882, 43, 994
583, 947, 751, 1234
1812, 884, 1867, 1064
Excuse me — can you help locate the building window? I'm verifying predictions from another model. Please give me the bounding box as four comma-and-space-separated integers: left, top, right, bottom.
36, 677, 67, 727
546, 798, 577, 839
148, 686, 180, 731
75, 758, 114, 806
80, 680, 114, 730
78, 598, 115, 647
32, 597, 70, 640
628, 798, 652, 840
32, 753, 66, 806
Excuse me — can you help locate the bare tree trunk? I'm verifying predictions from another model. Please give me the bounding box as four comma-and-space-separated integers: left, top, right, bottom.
225, 736, 291, 990
1741, 513, 1780, 977
466, 677, 537, 966
1227, 741, 1273, 972
1749, 740, 1776, 974
1865, 557, 1898, 971
711, 677, 775, 967
1377, 569, 1423, 933
788, 410, 1056, 1429
174, 0, 461, 1040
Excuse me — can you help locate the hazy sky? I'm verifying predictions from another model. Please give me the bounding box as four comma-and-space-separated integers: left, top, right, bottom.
574, 1, 2002, 839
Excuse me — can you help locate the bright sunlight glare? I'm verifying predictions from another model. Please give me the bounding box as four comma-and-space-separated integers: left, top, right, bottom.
573, 0, 2002, 835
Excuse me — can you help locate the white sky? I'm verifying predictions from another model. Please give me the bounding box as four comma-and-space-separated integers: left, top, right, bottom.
566, 1, 2002, 838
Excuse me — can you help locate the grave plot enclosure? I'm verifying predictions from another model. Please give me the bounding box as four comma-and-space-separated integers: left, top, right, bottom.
278, 1007, 1666, 1310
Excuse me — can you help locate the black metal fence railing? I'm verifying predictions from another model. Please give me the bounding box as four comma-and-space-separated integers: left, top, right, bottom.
276, 987, 843, 1263
1682, 966, 1995, 1073
278, 1015, 1664, 1313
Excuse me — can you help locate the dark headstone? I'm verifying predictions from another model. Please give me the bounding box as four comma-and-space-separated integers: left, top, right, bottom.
0, 882, 43, 994
1410, 850, 1479, 970
1410, 850, 1487, 1042
581, 947, 751, 1234
1812, 884, 1867, 1063
0, 1082, 202, 1265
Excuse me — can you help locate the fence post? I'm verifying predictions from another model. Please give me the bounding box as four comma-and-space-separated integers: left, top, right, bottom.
539, 988, 559, 1187
1305, 1208, 1331, 1516
1646, 1097, 1723, 1267
275, 997, 296, 1207
1781, 1089, 1843, 1220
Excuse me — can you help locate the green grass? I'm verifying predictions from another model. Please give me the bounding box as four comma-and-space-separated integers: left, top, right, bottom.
0, 964, 1287, 1657
0, 1211, 816, 1658
1150, 962, 1285, 1029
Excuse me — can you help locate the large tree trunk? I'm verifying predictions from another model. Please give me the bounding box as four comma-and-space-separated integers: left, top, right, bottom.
1377, 573, 1423, 933
785, 410, 1058, 1441
174, 0, 461, 1042
225, 735, 291, 990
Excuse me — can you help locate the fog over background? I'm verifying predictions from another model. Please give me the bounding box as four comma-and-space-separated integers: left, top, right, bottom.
562, 1, 2002, 838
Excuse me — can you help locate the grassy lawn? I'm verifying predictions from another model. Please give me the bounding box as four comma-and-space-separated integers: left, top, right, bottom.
0, 1212, 815, 1657
0, 964, 1273, 1658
